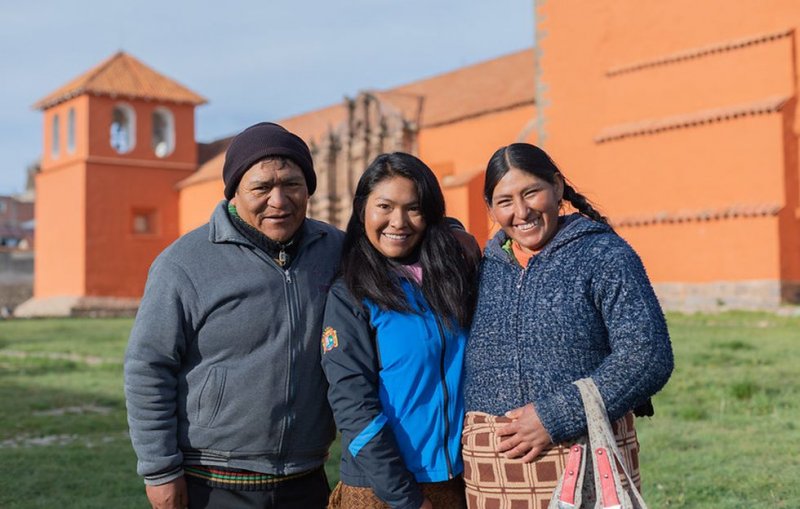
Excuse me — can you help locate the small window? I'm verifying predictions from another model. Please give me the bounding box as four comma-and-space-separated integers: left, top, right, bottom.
152, 108, 175, 157
51, 114, 60, 158
110, 104, 136, 153
67, 108, 76, 154
131, 208, 158, 235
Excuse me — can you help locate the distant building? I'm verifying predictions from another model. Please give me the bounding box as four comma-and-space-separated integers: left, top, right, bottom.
0, 195, 34, 249
0, 190, 34, 314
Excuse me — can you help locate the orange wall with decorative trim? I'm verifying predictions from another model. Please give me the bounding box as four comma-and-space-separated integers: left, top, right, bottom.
536, 0, 800, 289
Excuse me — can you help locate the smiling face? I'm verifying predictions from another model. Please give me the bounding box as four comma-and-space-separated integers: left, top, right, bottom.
230, 158, 308, 243
363, 176, 426, 259
489, 167, 563, 255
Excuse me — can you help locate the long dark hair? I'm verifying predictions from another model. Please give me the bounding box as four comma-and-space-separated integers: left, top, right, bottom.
484, 143, 609, 226
341, 152, 477, 329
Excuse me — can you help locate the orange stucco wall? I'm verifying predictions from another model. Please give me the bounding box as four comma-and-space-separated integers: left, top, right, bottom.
621, 217, 781, 282
179, 178, 225, 234
84, 163, 187, 297
420, 106, 537, 178
34, 165, 86, 297
536, 0, 800, 286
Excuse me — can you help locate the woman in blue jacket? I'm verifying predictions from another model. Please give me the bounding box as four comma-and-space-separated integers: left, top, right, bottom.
321, 152, 478, 509
462, 143, 674, 508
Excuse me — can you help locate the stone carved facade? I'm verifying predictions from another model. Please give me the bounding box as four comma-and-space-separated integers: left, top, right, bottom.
308, 91, 421, 229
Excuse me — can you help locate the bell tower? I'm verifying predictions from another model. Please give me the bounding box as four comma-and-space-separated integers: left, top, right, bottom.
20, 52, 206, 316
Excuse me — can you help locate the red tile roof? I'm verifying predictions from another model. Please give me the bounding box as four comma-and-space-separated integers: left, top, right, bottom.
34, 51, 207, 110
390, 48, 535, 128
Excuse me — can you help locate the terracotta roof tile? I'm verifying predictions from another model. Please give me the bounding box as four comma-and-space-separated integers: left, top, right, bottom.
389, 48, 535, 127
178, 104, 350, 189
34, 51, 207, 110
278, 103, 349, 143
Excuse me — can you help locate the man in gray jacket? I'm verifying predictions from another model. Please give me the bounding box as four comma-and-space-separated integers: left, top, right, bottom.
124, 122, 344, 509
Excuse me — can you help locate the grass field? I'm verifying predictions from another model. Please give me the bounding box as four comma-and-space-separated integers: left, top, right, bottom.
0, 313, 797, 507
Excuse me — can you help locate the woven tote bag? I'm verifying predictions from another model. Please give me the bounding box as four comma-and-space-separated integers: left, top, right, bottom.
548, 378, 648, 509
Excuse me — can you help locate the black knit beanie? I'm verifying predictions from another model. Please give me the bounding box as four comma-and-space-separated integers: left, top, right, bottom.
222, 122, 316, 199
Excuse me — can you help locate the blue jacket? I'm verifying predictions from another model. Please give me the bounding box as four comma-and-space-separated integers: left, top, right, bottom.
464, 214, 673, 443
321, 278, 466, 509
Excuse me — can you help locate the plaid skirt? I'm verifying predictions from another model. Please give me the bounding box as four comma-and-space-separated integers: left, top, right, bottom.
327, 476, 467, 509
462, 411, 640, 509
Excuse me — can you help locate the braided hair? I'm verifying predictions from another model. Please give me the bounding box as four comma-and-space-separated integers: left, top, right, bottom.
484, 143, 610, 226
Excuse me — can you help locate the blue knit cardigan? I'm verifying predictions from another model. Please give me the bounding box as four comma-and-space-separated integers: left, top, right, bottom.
463, 214, 674, 443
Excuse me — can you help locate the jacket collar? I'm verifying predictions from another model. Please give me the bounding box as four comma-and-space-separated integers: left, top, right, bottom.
484, 213, 611, 263
208, 200, 326, 249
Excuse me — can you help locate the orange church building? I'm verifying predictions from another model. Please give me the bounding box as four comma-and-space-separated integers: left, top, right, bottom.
17, 1, 800, 315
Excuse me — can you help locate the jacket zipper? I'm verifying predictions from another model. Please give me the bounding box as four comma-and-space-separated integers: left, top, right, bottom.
278, 266, 296, 469
434, 315, 455, 480
265, 231, 323, 467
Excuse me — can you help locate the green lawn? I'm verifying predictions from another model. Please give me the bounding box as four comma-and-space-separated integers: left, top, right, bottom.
0, 313, 797, 507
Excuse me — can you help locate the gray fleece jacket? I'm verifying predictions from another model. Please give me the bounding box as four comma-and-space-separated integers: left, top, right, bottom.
464, 214, 673, 443
124, 201, 343, 484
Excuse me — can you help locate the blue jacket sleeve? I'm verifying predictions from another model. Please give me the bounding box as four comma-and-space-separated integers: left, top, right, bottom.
534, 243, 674, 443
124, 256, 197, 485
320, 281, 424, 509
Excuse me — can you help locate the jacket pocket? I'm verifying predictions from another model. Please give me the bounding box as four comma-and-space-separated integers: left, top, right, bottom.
196, 366, 227, 427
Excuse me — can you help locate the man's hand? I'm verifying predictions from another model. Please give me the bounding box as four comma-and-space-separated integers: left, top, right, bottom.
146, 477, 188, 509
419, 497, 434, 509
496, 403, 552, 463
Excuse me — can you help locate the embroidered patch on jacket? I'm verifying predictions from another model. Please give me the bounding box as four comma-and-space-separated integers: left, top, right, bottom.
321, 326, 339, 353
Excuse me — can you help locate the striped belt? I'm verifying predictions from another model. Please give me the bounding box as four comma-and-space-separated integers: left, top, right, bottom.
184, 465, 318, 491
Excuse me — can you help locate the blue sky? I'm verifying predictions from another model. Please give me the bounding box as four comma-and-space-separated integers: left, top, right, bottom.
0, 0, 534, 195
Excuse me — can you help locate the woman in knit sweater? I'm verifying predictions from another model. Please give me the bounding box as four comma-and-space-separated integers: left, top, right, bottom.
461, 143, 674, 508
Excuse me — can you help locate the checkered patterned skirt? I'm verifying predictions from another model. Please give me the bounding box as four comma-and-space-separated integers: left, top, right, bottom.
327, 477, 467, 509
462, 411, 640, 509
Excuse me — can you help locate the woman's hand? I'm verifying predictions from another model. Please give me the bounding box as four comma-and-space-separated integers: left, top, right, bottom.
496, 403, 552, 463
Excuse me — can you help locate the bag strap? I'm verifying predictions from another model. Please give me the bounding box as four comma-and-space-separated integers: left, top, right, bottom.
574, 378, 648, 509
